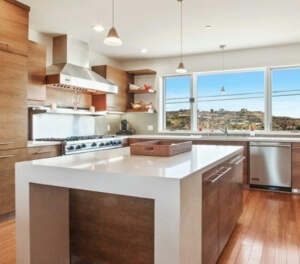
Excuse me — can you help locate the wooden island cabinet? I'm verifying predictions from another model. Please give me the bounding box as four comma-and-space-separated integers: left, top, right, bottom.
202, 154, 244, 264
0, 0, 29, 216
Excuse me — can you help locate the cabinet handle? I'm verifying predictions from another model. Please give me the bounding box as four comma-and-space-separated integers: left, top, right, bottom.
0, 41, 13, 46
33, 150, 57, 155
234, 156, 245, 165
0, 141, 14, 145
209, 167, 232, 183
0, 154, 14, 159
229, 155, 242, 165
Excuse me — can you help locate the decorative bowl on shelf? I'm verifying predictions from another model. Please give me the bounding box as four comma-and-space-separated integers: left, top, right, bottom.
129, 83, 141, 90
131, 101, 143, 109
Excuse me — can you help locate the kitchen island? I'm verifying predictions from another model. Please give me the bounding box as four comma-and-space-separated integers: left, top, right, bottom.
15, 144, 243, 264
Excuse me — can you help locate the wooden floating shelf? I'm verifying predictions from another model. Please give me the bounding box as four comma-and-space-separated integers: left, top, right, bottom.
127, 109, 155, 113
126, 69, 156, 75
127, 109, 148, 112
128, 89, 156, 94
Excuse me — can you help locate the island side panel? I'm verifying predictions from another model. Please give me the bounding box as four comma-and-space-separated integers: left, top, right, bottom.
180, 171, 202, 264
69, 189, 154, 264
30, 184, 70, 264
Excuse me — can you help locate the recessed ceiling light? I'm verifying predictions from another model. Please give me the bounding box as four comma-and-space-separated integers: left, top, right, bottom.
140, 48, 148, 53
205, 25, 212, 30
92, 25, 104, 32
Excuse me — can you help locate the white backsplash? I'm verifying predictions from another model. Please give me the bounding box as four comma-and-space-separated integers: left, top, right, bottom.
32, 113, 95, 139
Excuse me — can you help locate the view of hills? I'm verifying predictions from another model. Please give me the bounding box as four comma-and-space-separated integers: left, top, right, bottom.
166, 108, 300, 131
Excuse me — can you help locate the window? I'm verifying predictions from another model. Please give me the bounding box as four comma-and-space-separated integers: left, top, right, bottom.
271, 68, 300, 131
163, 75, 192, 130
160, 66, 300, 134
197, 70, 265, 131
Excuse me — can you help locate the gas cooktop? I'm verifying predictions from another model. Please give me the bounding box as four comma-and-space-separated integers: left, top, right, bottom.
35, 135, 123, 155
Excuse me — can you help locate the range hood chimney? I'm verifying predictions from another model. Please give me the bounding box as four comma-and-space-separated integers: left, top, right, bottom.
46, 35, 117, 94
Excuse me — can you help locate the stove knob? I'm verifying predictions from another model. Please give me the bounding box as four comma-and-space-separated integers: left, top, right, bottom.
76, 145, 81, 150
105, 142, 110, 146
100, 143, 105, 147
67, 146, 74, 151
81, 143, 86, 148
117, 141, 122, 145
91, 142, 97, 147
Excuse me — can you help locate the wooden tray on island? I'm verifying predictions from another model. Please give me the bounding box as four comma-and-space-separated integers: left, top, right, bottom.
130, 140, 192, 157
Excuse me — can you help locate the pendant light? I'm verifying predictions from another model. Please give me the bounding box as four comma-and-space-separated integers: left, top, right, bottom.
176, 0, 187, 73
104, 0, 122, 46
220, 45, 226, 93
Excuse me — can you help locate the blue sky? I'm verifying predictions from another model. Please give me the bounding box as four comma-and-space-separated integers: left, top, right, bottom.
165, 68, 300, 118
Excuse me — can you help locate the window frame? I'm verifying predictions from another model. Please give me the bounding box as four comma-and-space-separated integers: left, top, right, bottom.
159, 65, 300, 135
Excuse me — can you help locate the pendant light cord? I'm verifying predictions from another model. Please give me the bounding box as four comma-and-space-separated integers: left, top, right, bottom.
222, 46, 224, 84
112, 0, 115, 27
180, 0, 183, 63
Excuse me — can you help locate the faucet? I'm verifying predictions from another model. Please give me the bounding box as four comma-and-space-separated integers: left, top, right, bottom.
219, 125, 228, 136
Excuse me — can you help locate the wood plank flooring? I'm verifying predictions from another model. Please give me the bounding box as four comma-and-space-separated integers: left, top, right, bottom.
218, 190, 300, 264
0, 218, 15, 264
1, 190, 300, 264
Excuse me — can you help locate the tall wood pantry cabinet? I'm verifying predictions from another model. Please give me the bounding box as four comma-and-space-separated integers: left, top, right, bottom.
0, 0, 29, 216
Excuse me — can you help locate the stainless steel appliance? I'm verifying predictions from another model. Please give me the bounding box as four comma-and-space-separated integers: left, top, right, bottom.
46, 35, 118, 94
36, 135, 123, 155
116, 119, 134, 135
250, 141, 291, 191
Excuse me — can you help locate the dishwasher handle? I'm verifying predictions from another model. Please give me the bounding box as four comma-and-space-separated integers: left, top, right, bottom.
250, 142, 291, 148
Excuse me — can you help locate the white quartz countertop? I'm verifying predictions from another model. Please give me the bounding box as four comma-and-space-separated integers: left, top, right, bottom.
27, 141, 62, 147
129, 134, 300, 142
22, 145, 243, 180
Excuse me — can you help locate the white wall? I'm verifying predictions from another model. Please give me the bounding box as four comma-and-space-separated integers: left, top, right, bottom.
123, 43, 300, 74
29, 29, 53, 66
28, 30, 123, 69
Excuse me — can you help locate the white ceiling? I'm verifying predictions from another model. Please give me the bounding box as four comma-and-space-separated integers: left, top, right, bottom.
22, 0, 300, 61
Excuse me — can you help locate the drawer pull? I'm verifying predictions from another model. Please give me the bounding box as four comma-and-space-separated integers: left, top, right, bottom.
33, 150, 56, 155
0, 154, 14, 159
0, 142, 14, 145
229, 156, 242, 165
0, 41, 13, 46
234, 156, 245, 165
209, 167, 232, 183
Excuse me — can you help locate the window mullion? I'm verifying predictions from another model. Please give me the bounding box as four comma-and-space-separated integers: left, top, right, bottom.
265, 68, 271, 133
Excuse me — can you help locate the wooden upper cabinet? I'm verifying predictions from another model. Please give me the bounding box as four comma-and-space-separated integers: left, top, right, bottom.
0, 49, 28, 150
0, 0, 29, 56
28, 41, 46, 102
92, 65, 132, 112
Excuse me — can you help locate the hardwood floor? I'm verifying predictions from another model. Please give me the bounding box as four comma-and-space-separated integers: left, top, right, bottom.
0, 217, 15, 264
1, 190, 300, 264
218, 190, 300, 264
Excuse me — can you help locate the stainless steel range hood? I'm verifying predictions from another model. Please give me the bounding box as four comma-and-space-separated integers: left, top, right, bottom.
46, 35, 117, 94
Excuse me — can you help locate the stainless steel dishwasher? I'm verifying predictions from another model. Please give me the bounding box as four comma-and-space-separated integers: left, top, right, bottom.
250, 142, 291, 191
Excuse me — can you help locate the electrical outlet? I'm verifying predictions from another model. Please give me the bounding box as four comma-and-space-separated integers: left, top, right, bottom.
148, 125, 154, 131
107, 125, 110, 131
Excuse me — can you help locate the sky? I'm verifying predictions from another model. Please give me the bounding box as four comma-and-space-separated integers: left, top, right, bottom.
165, 68, 300, 118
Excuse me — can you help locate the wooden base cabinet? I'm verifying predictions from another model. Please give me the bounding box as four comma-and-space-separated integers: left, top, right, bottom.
0, 148, 27, 215
27, 145, 62, 160
292, 143, 300, 190
202, 153, 244, 264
